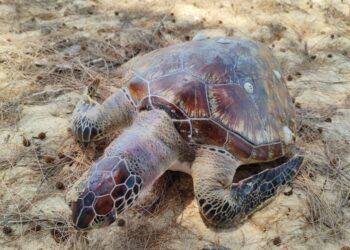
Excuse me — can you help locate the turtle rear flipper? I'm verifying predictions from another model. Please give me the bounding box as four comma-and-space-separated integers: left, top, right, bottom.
192, 148, 304, 227
71, 82, 137, 142
230, 155, 303, 219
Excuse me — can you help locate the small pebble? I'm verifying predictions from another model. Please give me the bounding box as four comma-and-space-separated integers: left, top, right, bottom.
57, 152, 65, 159
114, 11, 119, 16
273, 236, 282, 246
37, 132, 46, 140
310, 55, 317, 60
2, 226, 12, 235
117, 218, 126, 227
287, 75, 293, 81
327, 54, 333, 58
324, 117, 332, 123
218, 20, 223, 24
56, 181, 65, 190
184, 35, 190, 41
295, 72, 302, 77
44, 156, 55, 164
330, 34, 335, 39
295, 102, 301, 108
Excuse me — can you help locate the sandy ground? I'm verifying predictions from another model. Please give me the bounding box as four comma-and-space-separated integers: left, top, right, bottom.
1, 0, 350, 249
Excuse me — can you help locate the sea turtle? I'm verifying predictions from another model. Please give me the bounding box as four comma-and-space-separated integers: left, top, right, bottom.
70, 36, 303, 229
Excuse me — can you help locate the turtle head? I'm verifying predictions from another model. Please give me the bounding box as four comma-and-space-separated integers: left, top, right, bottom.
71, 156, 144, 230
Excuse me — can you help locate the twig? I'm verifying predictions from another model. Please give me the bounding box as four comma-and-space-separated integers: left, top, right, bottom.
299, 80, 350, 84
149, 15, 167, 43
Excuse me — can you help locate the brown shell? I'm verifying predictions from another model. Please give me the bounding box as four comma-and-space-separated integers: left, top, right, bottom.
126, 37, 296, 163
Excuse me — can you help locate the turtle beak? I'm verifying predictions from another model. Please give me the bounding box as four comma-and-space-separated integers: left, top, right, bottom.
71, 199, 116, 230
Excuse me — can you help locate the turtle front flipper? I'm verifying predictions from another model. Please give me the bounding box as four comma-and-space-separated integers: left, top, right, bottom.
71, 81, 137, 142
192, 147, 304, 227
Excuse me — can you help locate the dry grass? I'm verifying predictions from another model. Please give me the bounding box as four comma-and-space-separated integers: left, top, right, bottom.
1, 0, 350, 249
294, 105, 350, 243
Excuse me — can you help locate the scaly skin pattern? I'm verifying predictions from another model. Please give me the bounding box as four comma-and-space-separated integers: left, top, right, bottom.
192, 147, 303, 227
70, 36, 304, 229
71, 110, 189, 229
71, 156, 142, 229
72, 85, 137, 142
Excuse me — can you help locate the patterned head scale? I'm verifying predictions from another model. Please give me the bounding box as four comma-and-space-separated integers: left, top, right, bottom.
71, 157, 143, 229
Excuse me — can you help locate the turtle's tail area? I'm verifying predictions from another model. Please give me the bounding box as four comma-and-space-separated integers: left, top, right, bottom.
71, 86, 136, 142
